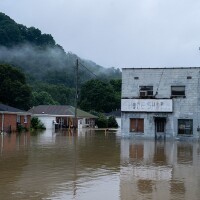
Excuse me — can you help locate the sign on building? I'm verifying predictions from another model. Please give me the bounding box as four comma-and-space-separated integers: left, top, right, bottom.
121, 99, 173, 112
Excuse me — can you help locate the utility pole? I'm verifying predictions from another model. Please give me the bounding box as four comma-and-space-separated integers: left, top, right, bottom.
74, 58, 78, 129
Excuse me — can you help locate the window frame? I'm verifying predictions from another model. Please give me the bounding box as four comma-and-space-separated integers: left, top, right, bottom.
171, 86, 185, 97
24, 115, 27, 123
130, 118, 144, 133
178, 119, 193, 135
139, 86, 153, 97
17, 115, 21, 123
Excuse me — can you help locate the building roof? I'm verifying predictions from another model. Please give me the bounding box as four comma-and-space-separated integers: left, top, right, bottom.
0, 103, 26, 113
122, 67, 200, 70
28, 105, 98, 118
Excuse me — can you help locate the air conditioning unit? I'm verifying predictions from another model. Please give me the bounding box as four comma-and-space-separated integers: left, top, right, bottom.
140, 91, 147, 97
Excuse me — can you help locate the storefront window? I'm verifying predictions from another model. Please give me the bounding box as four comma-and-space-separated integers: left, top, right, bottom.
178, 119, 193, 135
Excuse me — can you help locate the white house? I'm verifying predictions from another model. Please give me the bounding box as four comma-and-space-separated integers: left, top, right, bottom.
29, 105, 98, 130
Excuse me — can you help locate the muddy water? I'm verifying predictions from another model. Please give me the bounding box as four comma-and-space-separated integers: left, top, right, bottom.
0, 130, 200, 200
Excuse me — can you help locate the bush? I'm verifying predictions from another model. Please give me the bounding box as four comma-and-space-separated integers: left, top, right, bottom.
95, 113, 119, 128
31, 117, 46, 130
17, 124, 28, 132
108, 115, 118, 128
96, 113, 108, 128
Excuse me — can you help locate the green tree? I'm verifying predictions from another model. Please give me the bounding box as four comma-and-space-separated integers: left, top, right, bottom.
79, 79, 121, 113
0, 64, 31, 110
31, 83, 75, 105
32, 91, 58, 106
96, 113, 108, 128
107, 116, 118, 128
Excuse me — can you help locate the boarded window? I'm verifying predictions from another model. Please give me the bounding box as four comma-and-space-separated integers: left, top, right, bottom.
178, 119, 193, 135
130, 118, 144, 133
171, 86, 185, 97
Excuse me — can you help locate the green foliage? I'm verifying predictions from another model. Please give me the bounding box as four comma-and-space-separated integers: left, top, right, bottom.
96, 113, 108, 128
17, 124, 28, 132
108, 116, 118, 128
79, 79, 121, 113
31, 83, 75, 105
32, 91, 58, 106
0, 12, 122, 110
95, 113, 118, 128
31, 117, 46, 130
0, 12, 56, 47
0, 64, 31, 110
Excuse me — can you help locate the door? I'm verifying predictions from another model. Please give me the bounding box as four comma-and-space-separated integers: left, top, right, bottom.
155, 118, 166, 139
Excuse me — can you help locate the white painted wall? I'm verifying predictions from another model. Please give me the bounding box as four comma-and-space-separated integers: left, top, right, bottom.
36, 115, 56, 130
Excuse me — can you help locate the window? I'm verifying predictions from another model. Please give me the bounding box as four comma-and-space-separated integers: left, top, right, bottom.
171, 86, 185, 97
139, 86, 153, 97
178, 119, 193, 135
130, 118, 144, 133
24, 115, 27, 123
17, 115, 21, 123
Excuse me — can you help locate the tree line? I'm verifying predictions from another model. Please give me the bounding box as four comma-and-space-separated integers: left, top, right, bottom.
0, 12, 121, 126
0, 64, 121, 114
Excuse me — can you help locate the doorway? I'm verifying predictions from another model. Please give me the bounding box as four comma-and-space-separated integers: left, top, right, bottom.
154, 117, 166, 139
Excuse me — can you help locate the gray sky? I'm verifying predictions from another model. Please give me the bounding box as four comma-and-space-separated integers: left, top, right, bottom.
1, 0, 200, 68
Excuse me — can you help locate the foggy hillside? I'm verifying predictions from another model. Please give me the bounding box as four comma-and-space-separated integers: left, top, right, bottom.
0, 12, 121, 86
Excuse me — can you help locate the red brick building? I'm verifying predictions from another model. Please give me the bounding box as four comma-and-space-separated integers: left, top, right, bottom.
0, 104, 31, 133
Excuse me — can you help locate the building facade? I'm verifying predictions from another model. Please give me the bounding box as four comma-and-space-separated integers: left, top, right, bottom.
29, 105, 97, 130
121, 67, 200, 139
0, 104, 31, 133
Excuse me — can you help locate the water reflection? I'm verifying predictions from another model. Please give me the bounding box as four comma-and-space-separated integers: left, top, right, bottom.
0, 130, 200, 199
120, 139, 200, 200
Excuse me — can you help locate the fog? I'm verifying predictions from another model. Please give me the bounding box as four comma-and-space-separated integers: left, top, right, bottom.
1, 0, 200, 68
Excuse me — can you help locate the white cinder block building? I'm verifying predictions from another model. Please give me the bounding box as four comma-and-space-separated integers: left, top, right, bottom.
121, 67, 200, 139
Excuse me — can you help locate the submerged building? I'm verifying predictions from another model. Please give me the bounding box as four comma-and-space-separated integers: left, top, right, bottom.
121, 67, 200, 139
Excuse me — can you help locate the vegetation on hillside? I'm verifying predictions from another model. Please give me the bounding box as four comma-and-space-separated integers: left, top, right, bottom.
0, 64, 31, 110
0, 12, 122, 113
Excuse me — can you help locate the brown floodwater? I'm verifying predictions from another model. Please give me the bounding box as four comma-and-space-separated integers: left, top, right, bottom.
0, 129, 200, 200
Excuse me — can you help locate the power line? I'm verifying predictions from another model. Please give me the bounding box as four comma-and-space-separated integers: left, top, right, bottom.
79, 61, 98, 78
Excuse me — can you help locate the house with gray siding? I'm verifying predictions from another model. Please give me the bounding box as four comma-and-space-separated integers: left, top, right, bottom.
121, 67, 200, 139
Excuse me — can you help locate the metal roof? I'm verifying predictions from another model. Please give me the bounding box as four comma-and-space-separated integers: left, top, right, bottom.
28, 105, 98, 118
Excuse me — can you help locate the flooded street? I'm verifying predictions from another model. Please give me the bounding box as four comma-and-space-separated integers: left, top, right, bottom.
0, 130, 200, 200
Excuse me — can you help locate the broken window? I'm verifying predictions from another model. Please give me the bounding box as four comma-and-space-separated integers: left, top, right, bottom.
130, 118, 144, 133
178, 119, 193, 135
139, 86, 153, 97
171, 86, 185, 97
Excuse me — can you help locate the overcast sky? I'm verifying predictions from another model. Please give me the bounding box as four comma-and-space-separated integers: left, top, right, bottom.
1, 0, 200, 68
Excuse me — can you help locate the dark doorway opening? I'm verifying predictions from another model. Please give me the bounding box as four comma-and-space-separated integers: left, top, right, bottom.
154, 117, 166, 140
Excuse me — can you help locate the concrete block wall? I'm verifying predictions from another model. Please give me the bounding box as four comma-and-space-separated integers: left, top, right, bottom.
121, 67, 200, 138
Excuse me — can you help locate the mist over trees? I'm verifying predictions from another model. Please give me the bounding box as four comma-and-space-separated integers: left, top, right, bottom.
0, 12, 121, 113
